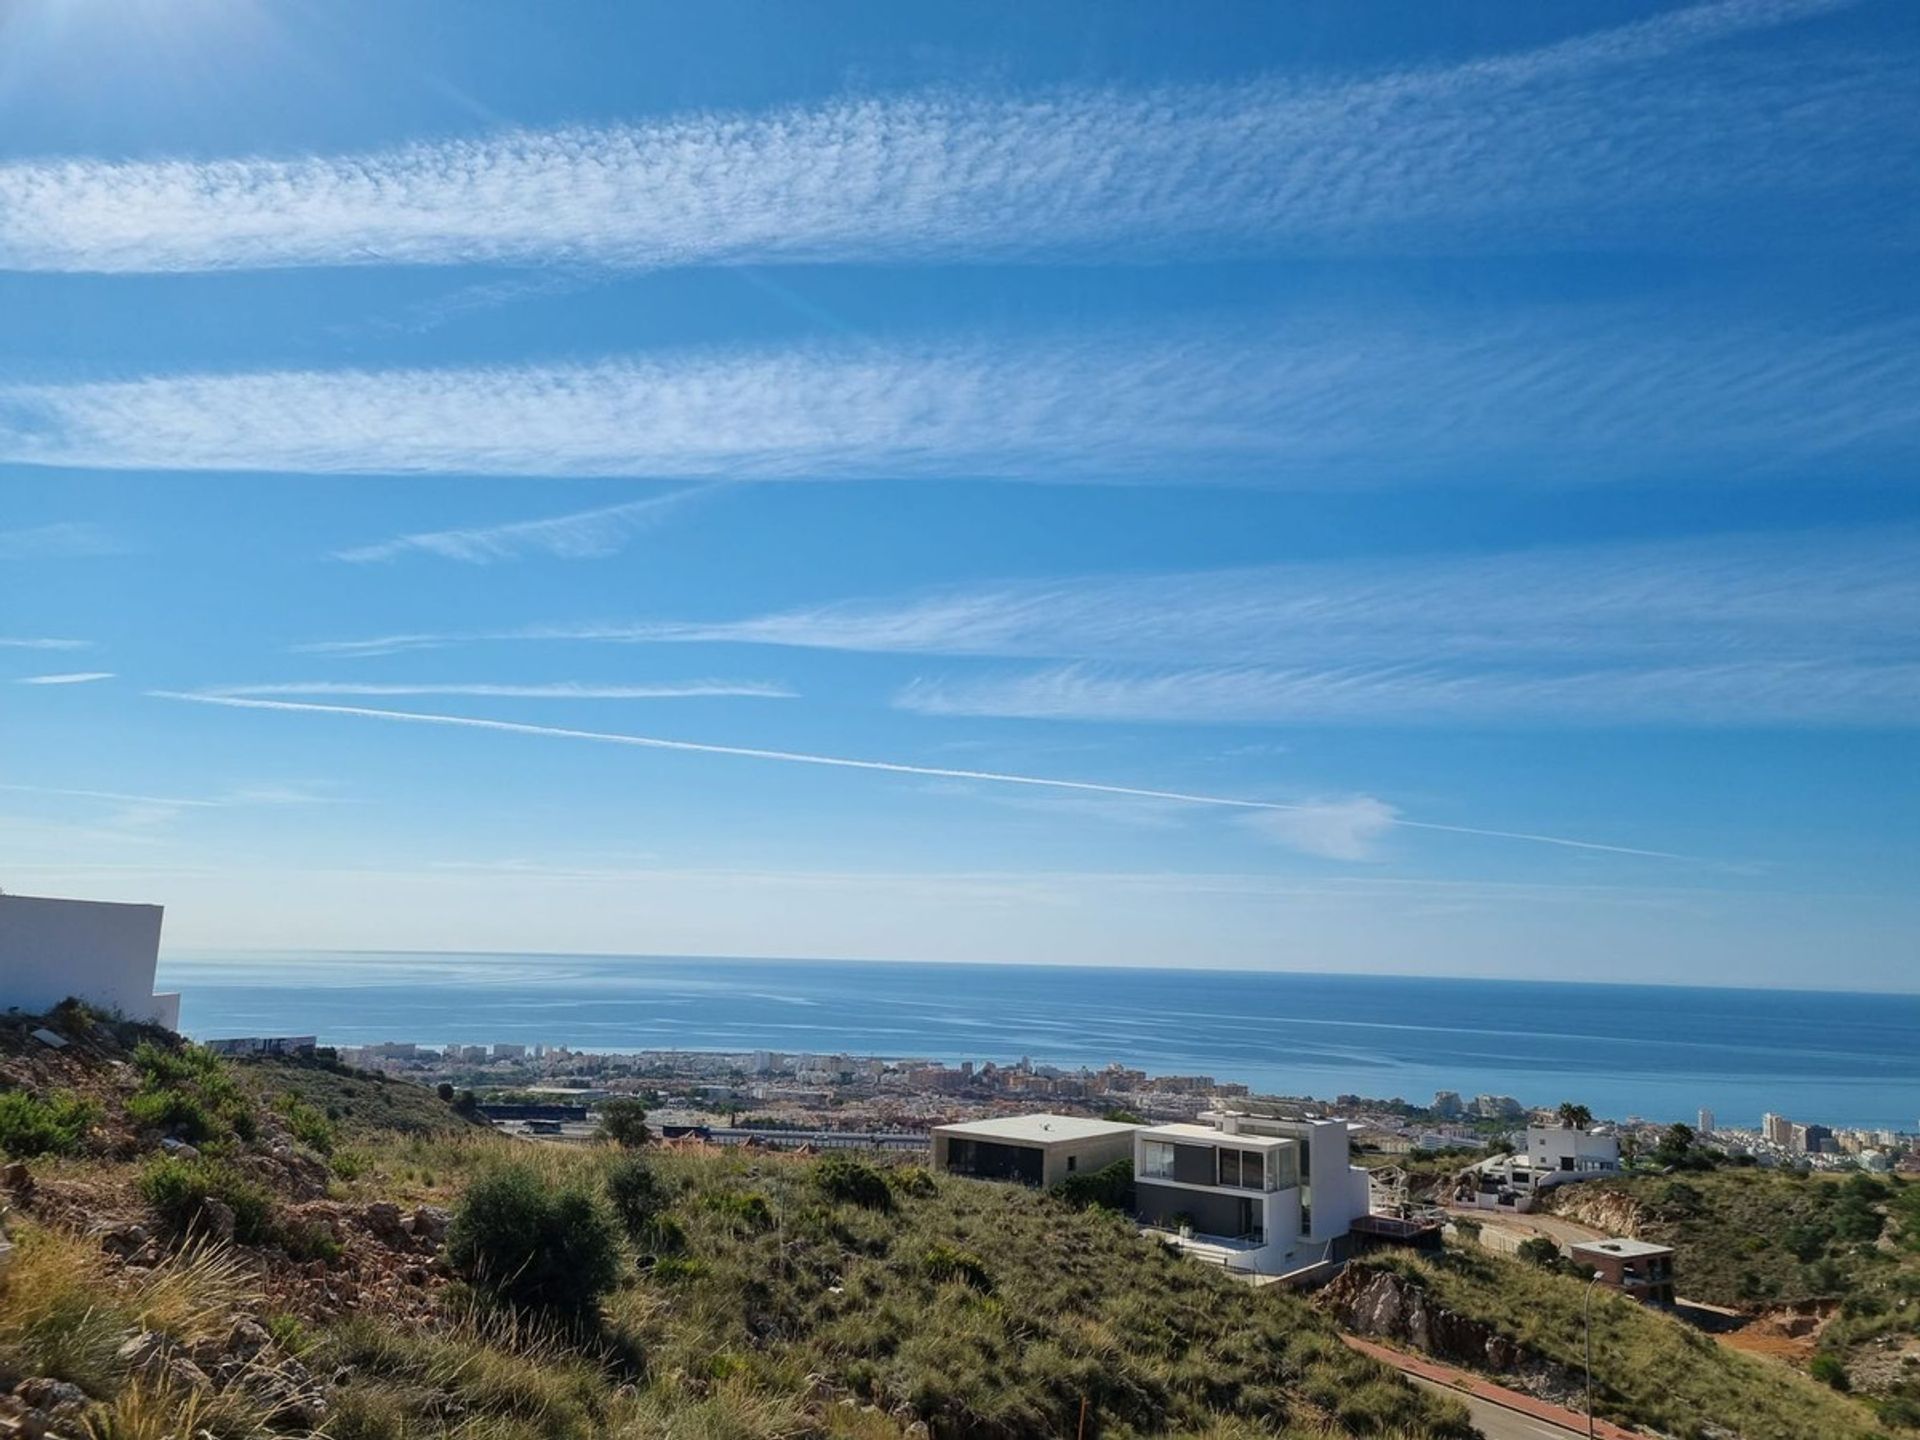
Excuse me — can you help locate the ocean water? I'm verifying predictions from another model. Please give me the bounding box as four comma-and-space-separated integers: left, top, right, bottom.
159, 953, 1920, 1132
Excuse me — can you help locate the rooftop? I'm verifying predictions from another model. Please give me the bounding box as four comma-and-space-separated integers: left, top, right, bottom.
1573, 1237, 1675, 1259
933, 1113, 1138, 1144
1139, 1122, 1295, 1150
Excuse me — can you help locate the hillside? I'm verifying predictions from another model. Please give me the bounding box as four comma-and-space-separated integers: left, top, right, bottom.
1542, 1167, 1920, 1415
1323, 1249, 1898, 1440
0, 1008, 1474, 1440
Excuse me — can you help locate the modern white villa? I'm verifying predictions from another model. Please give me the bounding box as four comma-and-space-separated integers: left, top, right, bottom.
1456, 1123, 1621, 1212
1131, 1103, 1372, 1276
0, 892, 178, 1029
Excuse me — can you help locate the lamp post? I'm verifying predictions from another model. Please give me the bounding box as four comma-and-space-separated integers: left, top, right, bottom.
1585, 1265, 1637, 1439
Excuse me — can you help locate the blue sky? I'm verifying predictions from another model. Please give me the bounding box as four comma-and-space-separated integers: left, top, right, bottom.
3, 0, 1918, 989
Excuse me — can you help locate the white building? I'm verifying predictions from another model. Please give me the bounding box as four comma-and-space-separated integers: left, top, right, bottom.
1132, 1105, 1370, 1276
0, 892, 178, 1028
1458, 1124, 1621, 1213
1698, 1108, 1715, 1135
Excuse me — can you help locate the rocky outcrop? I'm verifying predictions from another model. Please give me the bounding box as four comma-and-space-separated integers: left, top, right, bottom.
1321, 1264, 1526, 1372
1539, 1185, 1645, 1238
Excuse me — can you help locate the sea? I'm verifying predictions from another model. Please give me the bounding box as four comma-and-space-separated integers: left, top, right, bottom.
158, 953, 1920, 1132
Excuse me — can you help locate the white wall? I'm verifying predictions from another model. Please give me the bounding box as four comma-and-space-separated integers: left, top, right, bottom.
1528, 1125, 1620, 1171
0, 894, 176, 1028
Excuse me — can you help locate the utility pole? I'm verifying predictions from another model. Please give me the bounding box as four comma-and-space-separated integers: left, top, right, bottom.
1584, 1269, 1602, 1440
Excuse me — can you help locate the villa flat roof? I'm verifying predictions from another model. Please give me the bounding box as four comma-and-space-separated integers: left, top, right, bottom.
1140, 1122, 1295, 1150
1572, 1237, 1674, 1259
933, 1113, 1138, 1145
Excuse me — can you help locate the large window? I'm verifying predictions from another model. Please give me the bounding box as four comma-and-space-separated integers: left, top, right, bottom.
1140, 1139, 1176, 1179
1217, 1147, 1267, 1189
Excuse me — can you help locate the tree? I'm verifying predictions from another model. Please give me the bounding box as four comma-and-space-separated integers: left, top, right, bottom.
604, 1152, 672, 1239
1517, 1236, 1564, 1270
436, 1082, 455, 1102
596, 1097, 651, 1148
1556, 1101, 1593, 1130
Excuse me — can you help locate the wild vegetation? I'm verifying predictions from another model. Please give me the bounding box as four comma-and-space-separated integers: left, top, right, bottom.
0, 1005, 1476, 1439
1543, 1165, 1920, 1418
1333, 1249, 1900, 1439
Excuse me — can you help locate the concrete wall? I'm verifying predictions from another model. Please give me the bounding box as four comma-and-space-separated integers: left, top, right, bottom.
1041, 1129, 1136, 1188
0, 894, 176, 1027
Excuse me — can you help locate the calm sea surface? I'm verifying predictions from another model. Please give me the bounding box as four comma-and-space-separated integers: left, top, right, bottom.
159, 954, 1920, 1131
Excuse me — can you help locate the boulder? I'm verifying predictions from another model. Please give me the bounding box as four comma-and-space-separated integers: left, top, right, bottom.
410, 1205, 450, 1245
199, 1197, 236, 1242
114, 1330, 171, 1374
225, 1317, 272, 1360
361, 1202, 406, 1241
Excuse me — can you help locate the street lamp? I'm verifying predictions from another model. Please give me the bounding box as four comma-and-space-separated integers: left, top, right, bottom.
1585, 1265, 1637, 1439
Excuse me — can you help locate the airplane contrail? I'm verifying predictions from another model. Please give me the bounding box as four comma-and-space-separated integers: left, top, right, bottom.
152, 691, 1691, 860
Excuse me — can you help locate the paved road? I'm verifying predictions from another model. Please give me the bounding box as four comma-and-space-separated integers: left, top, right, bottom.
1409, 1377, 1585, 1439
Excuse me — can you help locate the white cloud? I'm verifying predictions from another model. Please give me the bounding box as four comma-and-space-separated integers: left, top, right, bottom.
0, 522, 123, 559
1241, 797, 1400, 861
152, 689, 1686, 860
894, 659, 1920, 728
0, 637, 91, 650
16, 671, 113, 685
199, 680, 796, 700
301, 527, 1920, 726
0, 311, 1911, 481
0, 0, 1890, 274
335, 485, 721, 564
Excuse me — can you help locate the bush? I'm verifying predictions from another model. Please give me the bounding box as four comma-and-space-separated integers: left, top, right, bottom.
887, 1165, 938, 1200
128, 1042, 252, 1144
0, 1091, 99, 1158
604, 1154, 672, 1240
1052, 1158, 1133, 1211
126, 1087, 219, 1143
922, 1242, 994, 1293
277, 1097, 337, 1155
1810, 1352, 1851, 1391
136, 1155, 276, 1244
1517, 1237, 1564, 1270
596, 1098, 651, 1148
814, 1155, 893, 1211
702, 1190, 774, 1231
444, 1165, 621, 1320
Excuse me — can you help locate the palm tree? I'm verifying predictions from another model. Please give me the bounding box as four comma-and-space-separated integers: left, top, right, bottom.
1557, 1101, 1594, 1130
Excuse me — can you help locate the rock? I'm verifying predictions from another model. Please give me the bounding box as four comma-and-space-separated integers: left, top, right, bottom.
93, 1222, 150, 1257
11, 1380, 84, 1413
1, 1164, 32, 1202
361, 1202, 405, 1241
410, 1205, 450, 1245
225, 1317, 271, 1359
159, 1138, 200, 1159
199, 1197, 236, 1242
115, 1330, 171, 1374
163, 1356, 212, 1392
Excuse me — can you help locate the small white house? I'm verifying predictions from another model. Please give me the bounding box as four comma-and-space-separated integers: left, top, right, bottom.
931, 1113, 1138, 1188
1458, 1124, 1621, 1212
0, 893, 178, 1029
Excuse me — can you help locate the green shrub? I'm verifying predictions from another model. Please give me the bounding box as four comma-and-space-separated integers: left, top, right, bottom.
921, 1242, 994, 1293
604, 1153, 672, 1240
1051, 1158, 1133, 1211
0, 1090, 99, 1158
126, 1087, 219, 1143
814, 1155, 893, 1211
887, 1165, 938, 1199
444, 1165, 621, 1320
702, 1190, 774, 1231
277, 1096, 337, 1155
1810, 1352, 1851, 1391
136, 1155, 276, 1244
1517, 1236, 1563, 1270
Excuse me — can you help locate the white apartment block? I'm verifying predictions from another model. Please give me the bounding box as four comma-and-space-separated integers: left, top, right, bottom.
1458, 1123, 1621, 1213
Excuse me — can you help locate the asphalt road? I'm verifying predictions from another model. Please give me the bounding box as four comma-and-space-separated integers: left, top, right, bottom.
1409, 1377, 1586, 1440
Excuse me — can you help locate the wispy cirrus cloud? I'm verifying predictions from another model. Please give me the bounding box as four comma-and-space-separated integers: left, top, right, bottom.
151, 689, 1687, 861
1, 310, 1913, 481
198, 680, 795, 701
298, 527, 1920, 726
0, 0, 1898, 274
0, 636, 91, 651
0, 522, 123, 559
335, 485, 722, 564
16, 671, 113, 685
894, 660, 1920, 728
